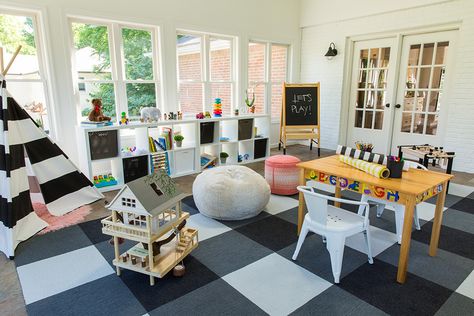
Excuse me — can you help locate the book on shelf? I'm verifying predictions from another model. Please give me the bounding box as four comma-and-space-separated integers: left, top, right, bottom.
200, 153, 216, 170
81, 121, 113, 127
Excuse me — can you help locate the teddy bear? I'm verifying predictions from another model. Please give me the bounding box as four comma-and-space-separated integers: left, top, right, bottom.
88, 99, 111, 122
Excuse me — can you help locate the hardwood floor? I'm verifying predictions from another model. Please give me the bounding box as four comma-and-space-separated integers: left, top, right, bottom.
0, 144, 472, 316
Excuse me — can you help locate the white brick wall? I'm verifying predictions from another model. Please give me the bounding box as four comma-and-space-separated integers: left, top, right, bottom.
300, 0, 474, 172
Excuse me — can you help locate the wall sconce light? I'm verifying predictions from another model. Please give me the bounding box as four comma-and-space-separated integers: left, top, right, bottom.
324, 42, 338, 59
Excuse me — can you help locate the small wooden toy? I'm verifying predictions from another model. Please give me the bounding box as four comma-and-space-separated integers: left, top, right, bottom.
213, 98, 222, 117
119, 112, 129, 125
205, 111, 211, 118
177, 111, 183, 120
196, 112, 204, 119
168, 112, 174, 120
163, 113, 168, 120
101, 171, 198, 285
140, 107, 161, 122
88, 99, 111, 122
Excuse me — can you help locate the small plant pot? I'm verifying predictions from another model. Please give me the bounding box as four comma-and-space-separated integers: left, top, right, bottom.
387, 160, 403, 178
220, 157, 227, 164
175, 141, 182, 148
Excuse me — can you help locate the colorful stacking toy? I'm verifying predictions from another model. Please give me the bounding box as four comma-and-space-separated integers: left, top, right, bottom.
213, 98, 222, 117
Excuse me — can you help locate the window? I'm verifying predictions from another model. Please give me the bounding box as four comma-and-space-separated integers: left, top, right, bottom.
248, 41, 289, 119
0, 11, 51, 132
71, 19, 161, 121
177, 32, 235, 115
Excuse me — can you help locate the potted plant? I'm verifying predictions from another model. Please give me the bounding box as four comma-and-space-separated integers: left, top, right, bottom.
220, 152, 229, 164
174, 134, 184, 147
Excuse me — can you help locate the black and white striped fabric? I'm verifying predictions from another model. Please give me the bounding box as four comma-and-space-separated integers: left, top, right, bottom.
0, 76, 102, 258
336, 145, 387, 165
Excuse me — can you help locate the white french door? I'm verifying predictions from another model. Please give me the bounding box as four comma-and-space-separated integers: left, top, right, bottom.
347, 30, 457, 154
391, 31, 456, 153
347, 38, 398, 153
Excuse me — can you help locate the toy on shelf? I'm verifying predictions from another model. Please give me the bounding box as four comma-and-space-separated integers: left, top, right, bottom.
101, 171, 198, 286
238, 153, 250, 163
119, 112, 129, 125
205, 111, 211, 119
196, 112, 204, 119
140, 107, 161, 123
163, 113, 167, 120
121, 146, 137, 156
168, 112, 177, 120
150, 152, 170, 175
88, 99, 111, 122
178, 111, 183, 120
94, 173, 118, 188
213, 98, 222, 117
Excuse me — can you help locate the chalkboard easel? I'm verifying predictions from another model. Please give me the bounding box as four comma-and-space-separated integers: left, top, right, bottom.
279, 83, 320, 155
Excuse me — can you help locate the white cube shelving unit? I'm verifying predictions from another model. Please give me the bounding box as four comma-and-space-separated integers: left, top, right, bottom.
78, 114, 270, 192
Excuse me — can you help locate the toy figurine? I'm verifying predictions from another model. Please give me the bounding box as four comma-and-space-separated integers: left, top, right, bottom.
178, 111, 183, 120
119, 112, 129, 125
196, 112, 204, 119
88, 99, 111, 122
205, 111, 211, 118
168, 112, 174, 120
163, 113, 167, 120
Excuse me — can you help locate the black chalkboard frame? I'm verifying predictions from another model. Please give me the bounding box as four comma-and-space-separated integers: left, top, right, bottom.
282, 83, 320, 128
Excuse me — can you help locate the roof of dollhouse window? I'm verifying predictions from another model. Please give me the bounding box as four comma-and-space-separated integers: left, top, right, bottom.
107, 170, 187, 216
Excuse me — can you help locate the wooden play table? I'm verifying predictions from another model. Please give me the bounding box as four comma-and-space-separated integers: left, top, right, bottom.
296, 155, 453, 283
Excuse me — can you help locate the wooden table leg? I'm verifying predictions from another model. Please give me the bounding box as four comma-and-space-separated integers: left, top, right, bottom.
397, 195, 416, 284
429, 181, 448, 256
297, 168, 306, 235
334, 182, 341, 208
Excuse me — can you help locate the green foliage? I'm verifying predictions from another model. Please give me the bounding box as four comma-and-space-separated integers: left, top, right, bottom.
220, 152, 229, 158
174, 134, 184, 141
0, 15, 36, 54
72, 24, 156, 118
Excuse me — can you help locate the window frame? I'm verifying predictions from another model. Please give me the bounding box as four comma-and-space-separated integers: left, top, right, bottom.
0, 7, 56, 135
177, 30, 237, 115
248, 40, 290, 122
69, 17, 163, 121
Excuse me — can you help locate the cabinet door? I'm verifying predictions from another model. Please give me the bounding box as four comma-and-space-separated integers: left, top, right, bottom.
174, 150, 195, 175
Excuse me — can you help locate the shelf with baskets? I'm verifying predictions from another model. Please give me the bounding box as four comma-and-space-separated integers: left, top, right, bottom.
78, 114, 270, 190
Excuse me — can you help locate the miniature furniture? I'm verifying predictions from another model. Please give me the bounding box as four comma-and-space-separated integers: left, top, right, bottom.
296, 155, 453, 284
398, 144, 455, 191
356, 162, 427, 244
193, 165, 270, 220
101, 171, 198, 285
292, 186, 373, 283
265, 155, 301, 195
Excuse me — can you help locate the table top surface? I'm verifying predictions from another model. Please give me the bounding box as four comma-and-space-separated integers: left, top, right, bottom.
297, 155, 454, 196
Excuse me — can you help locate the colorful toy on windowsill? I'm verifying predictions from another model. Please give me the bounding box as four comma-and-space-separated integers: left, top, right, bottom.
88, 98, 111, 122
119, 112, 129, 125
93, 173, 118, 188
205, 111, 211, 119
196, 112, 205, 119
213, 98, 222, 117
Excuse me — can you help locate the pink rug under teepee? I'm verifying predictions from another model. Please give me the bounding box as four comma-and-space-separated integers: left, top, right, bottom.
33, 202, 92, 234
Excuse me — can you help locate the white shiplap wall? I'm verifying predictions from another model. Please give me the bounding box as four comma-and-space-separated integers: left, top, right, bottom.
300, 0, 474, 172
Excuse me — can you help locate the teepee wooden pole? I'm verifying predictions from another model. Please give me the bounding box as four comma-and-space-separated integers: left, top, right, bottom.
2, 45, 22, 76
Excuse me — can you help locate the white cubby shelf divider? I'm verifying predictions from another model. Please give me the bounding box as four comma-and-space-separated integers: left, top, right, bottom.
78, 114, 271, 192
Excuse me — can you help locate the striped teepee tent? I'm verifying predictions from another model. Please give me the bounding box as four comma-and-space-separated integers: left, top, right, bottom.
0, 76, 103, 258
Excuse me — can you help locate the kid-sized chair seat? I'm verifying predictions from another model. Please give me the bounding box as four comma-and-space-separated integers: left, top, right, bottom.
292, 186, 373, 284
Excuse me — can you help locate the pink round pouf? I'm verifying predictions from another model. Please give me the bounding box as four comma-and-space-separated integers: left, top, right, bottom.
265, 155, 301, 195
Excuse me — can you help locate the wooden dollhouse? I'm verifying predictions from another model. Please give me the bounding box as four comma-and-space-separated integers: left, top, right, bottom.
101, 170, 198, 285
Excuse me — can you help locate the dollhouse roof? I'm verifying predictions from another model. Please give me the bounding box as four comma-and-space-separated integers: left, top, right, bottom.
107, 171, 187, 216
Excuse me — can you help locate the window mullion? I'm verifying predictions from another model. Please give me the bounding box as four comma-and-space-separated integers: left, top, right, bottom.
110, 23, 127, 117
203, 34, 210, 112
264, 42, 272, 115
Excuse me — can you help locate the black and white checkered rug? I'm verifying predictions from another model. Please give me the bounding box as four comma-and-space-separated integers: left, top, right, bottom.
14, 182, 474, 315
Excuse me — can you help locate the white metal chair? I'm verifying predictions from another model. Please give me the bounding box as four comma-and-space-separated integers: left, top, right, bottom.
357, 161, 426, 244
292, 186, 373, 284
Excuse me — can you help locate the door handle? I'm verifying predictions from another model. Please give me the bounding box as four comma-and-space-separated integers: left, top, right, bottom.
395, 104, 401, 109
385, 103, 390, 108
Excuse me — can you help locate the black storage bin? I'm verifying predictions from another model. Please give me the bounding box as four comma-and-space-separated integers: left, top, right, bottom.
254, 138, 268, 159
123, 155, 149, 183
200, 122, 215, 144
88, 130, 119, 160
387, 160, 403, 178
238, 119, 253, 140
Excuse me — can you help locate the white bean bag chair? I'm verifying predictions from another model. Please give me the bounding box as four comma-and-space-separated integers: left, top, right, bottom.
193, 165, 270, 220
